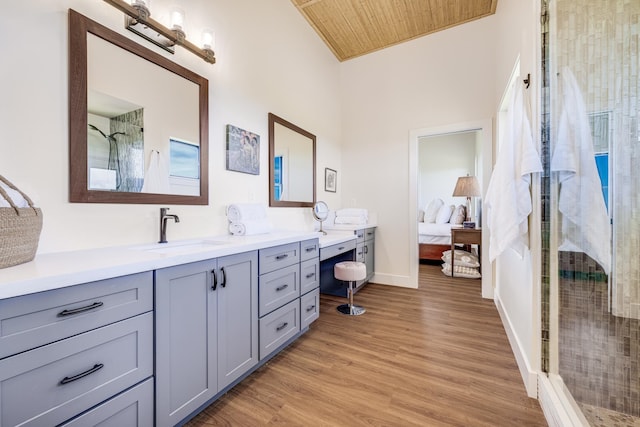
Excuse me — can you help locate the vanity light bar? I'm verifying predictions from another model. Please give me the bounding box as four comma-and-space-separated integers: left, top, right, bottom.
102, 0, 216, 64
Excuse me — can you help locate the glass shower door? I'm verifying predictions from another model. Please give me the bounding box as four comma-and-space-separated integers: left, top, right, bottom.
544, 0, 640, 425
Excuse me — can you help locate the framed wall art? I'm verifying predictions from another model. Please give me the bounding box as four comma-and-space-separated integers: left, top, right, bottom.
226, 124, 260, 175
325, 168, 337, 192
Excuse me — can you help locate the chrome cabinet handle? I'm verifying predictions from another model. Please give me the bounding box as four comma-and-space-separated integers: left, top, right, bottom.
58, 302, 103, 317
59, 363, 104, 385
276, 322, 288, 331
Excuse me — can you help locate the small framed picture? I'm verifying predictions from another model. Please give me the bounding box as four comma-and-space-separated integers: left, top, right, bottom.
325, 168, 337, 193
226, 124, 260, 175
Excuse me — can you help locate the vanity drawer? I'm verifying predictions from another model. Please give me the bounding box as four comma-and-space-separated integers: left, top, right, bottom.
364, 227, 376, 242
259, 299, 300, 360
319, 239, 356, 261
259, 264, 300, 317
300, 258, 319, 295
301, 288, 320, 329
355, 229, 365, 243
0, 272, 153, 359
60, 377, 153, 427
0, 312, 153, 427
300, 238, 319, 261
259, 242, 300, 274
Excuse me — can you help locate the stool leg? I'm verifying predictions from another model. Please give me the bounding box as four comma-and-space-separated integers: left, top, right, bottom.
337, 280, 366, 316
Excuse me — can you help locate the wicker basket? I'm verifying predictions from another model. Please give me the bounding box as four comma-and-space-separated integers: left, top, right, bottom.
0, 175, 43, 269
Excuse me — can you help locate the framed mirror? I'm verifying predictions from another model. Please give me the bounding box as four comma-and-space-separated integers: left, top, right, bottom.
69, 9, 209, 204
268, 113, 316, 207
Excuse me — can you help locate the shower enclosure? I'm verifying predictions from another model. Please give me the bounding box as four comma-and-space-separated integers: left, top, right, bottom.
543, 0, 640, 425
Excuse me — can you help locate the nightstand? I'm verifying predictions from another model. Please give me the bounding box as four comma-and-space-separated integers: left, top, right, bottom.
450, 227, 481, 276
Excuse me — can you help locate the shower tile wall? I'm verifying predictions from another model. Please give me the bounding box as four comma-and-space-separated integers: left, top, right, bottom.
550, 0, 640, 419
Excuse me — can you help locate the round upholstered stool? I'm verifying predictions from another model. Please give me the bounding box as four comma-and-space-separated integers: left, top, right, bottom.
334, 261, 367, 316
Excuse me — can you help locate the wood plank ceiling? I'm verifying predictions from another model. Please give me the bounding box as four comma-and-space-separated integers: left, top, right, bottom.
291, 0, 498, 61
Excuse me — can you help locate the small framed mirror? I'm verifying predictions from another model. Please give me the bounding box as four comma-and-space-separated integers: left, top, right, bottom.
268, 113, 316, 207
69, 10, 209, 204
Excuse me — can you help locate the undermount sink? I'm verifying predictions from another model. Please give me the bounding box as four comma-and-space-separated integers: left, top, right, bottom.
130, 239, 229, 254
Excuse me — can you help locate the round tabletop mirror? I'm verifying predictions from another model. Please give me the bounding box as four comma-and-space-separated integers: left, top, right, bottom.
312, 201, 329, 234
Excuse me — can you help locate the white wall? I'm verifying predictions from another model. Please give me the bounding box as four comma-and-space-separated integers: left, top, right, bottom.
491, 0, 542, 398
339, 15, 498, 287
418, 132, 477, 211
0, 0, 342, 253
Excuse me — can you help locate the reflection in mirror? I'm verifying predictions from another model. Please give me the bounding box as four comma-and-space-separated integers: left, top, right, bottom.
269, 113, 316, 207
69, 10, 209, 204
87, 33, 199, 196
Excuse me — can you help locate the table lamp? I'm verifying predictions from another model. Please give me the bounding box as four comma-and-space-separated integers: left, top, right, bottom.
452, 175, 481, 228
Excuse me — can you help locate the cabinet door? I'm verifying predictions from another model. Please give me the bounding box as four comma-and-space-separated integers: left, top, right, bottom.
364, 240, 375, 280
216, 251, 259, 390
155, 259, 218, 427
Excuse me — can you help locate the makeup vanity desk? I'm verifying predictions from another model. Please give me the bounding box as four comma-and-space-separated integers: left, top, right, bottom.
318, 225, 376, 297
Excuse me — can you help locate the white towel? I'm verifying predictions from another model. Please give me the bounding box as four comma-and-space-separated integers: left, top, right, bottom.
336, 208, 369, 218
0, 181, 29, 208
334, 215, 368, 225
551, 67, 611, 275
485, 77, 543, 262
141, 150, 170, 194
228, 219, 273, 236
226, 203, 267, 222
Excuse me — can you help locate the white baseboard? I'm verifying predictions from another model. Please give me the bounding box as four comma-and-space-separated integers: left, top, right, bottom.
538, 374, 589, 427
371, 273, 416, 288
494, 294, 538, 398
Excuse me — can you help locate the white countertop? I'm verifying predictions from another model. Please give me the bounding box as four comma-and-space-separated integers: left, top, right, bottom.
318, 233, 357, 248
0, 231, 322, 300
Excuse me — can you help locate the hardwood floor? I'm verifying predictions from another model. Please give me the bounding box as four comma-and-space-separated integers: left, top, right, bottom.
186, 264, 547, 426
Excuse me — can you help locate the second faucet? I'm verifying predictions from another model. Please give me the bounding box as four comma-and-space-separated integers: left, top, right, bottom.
159, 207, 180, 243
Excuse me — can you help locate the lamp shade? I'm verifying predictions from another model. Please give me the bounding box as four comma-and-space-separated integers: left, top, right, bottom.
452, 175, 481, 197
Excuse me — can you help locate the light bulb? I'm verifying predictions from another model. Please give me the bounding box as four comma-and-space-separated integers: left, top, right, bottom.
201, 29, 215, 50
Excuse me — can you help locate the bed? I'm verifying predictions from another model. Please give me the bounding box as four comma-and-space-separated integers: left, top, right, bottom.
418, 200, 466, 262
419, 222, 454, 261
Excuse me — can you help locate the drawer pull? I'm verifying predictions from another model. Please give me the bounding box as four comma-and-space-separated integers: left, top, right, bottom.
276, 322, 288, 332
364, 246, 369, 254
306, 272, 315, 279
306, 305, 316, 312
221, 267, 227, 288
305, 246, 316, 252
276, 284, 289, 292
211, 269, 218, 291
338, 246, 345, 251
275, 254, 289, 260
59, 363, 104, 385
57, 301, 104, 317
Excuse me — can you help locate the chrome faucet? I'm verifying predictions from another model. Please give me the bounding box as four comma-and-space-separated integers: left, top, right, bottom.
159, 207, 180, 243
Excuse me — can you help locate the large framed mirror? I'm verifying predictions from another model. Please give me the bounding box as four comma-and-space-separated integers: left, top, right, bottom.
69, 9, 209, 204
268, 113, 316, 207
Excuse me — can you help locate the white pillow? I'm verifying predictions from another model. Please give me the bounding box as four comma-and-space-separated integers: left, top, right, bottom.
435, 204, 454, 224
423, 199, 444, 223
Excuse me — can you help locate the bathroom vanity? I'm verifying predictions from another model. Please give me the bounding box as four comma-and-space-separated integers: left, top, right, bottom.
318, 226, 376, 297
0, 232, 320, 427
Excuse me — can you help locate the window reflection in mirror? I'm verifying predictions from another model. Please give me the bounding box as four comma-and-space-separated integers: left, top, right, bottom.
268, 113, 316, 207
86, 32, 200, 197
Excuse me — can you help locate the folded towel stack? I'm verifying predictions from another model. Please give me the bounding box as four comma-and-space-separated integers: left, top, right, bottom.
440, 249, 481, 279
334, 208, 368, 225
226, 203, 273, 236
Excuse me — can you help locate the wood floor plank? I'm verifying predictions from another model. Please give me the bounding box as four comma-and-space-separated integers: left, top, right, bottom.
186, 264, 547, 426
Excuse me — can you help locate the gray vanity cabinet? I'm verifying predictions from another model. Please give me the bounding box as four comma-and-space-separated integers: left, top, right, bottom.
155, 251, 258, 427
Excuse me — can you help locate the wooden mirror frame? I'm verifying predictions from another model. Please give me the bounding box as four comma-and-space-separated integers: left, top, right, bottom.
268, 113, 316, 207
68, 9, 209, 204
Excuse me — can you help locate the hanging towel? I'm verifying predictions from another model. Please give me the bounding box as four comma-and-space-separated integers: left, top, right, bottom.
141, 150, 170, 194
228, 219, 274, 236
226, 203, 268, 222
485, 77, 543, 262
550, 67, 611, 275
